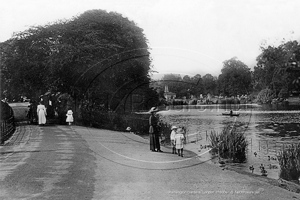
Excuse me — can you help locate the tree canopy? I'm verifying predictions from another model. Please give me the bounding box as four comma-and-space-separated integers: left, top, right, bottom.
218, 57, 252, 96
0, 9, 157, 112
253, 41, 300, 95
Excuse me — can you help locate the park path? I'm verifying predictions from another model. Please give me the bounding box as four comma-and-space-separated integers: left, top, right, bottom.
0, 103, 299, 199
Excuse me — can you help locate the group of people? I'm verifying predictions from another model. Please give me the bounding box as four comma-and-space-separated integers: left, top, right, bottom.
148, 107, 185, 156
27, 101, 74, 126
170, 125, 185, 157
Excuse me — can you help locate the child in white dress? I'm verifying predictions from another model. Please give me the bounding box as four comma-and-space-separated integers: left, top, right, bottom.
66, 109, 74, 125
174, 127, 185, 157
170, 126, 178, 154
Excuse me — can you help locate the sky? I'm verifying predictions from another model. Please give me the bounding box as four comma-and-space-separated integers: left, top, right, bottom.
1, 0, 300, 79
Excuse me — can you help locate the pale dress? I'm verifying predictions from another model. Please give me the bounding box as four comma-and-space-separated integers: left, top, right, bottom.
174, 133, 184, 149
66, 110, 74, 122
170, 130, 176, 146
37, 105, 47, 125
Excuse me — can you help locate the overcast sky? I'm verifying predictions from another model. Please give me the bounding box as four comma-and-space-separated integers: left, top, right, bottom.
1, 0, 300, 78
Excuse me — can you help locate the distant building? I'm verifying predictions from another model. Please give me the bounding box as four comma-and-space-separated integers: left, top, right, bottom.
164, 85, 176, 100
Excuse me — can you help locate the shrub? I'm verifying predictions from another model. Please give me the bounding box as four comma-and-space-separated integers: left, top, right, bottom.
0, 101, 14, 120
159, 120, 172, 144
209, 125, 248, 162
278, 88, 289, 99
80, 109, 151, 134
278, 143, 300, 181
256, 88, 275, 104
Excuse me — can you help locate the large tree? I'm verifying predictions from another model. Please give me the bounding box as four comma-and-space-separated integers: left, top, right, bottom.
190, 74, 204, 97
0, 9, 157, 112
202, 73, 217, 95
218, 57, 252, 96
253, 40, 300, 95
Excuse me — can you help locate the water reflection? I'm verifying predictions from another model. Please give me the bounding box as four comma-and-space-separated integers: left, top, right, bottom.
160, 103, 300, 180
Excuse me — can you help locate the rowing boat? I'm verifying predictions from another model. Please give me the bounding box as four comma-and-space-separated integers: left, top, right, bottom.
222, 112, 240, 116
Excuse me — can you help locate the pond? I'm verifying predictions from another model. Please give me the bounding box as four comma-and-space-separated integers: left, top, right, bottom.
158, 103, 300, 180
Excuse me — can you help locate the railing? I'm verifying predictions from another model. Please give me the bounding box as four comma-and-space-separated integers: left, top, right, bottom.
0, 116, 15, 145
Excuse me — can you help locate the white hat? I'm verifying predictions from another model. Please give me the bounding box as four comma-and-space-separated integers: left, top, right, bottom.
171, 126, 178, 130
149, 107, 158, 113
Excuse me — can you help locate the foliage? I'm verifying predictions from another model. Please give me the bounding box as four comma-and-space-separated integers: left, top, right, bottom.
277, 143, 300, 181
202, 73, 217, 95
209, 125, 248, 163
0, 101, 14, 120
256, 88, 275, 104
159, 120, 172, 144
253, 40, 300, 94
80, 109, 148, 131
0, 9, 159, 128
278, 88, 289, 99
218, 57, 252, 96
157, 73, 211, 99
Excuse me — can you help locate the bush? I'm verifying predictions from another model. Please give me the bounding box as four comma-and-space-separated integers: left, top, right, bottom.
209, 125, 248, 162
256, 89, 275, 104
0, 101, 14, 120
217, 98, 240, 104
80, 109, 151, 134
278, 88, 289, 99
159, 120, 172, 144
278, 143, 300, 181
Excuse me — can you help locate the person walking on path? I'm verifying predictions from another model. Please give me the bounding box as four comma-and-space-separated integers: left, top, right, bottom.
149, 107, 162, 152
66, 109, 74, 125
37, 101, 47, 125
175, 127, 185, 157
27, 100, 38, 124
170, 126, 177, 154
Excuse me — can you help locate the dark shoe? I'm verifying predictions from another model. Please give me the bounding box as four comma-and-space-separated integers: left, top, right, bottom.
181, 155, 183, 157
151, 150, 155, 152
178, 154, 180, 156
158, 150, 163, 152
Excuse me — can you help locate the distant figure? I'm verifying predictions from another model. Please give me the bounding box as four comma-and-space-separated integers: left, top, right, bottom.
66, 109, 74, 125
37, 102, 47, 125
27, 100, 38, 124
249, 165, 254, 173
200, 94, 203, 102
170, 126, 178, 154
230, 110, 233, 115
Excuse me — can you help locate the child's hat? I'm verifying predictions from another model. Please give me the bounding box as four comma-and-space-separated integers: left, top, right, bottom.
171, 126, 178, 130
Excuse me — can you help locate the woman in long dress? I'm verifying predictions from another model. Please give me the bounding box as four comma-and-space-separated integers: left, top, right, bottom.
149, 107, 162, 152
37, 102, 47, 125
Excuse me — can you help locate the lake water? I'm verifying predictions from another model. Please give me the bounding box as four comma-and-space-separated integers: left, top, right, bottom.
159, 103, 300, 180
